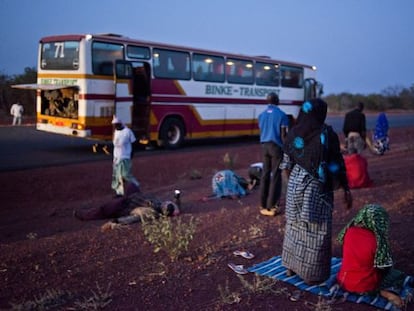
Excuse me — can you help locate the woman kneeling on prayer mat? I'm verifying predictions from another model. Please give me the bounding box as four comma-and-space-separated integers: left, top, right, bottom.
337, 204, 411, 308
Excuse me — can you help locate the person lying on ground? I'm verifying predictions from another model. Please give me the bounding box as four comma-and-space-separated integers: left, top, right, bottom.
74, 183, 180, 229
202, 169, 256, 201
337, 204, 411, 309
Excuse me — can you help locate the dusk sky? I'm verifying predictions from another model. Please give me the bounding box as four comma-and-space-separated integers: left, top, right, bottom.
1, 0, 413, 95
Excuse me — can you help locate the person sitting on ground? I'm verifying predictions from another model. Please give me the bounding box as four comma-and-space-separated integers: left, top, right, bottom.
372, 112, 390, 155
337, 204, 410, 309
343, 102, 366, 154
343, 147, 373, 189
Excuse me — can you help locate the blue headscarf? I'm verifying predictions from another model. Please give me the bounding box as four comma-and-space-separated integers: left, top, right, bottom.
284, 99, 348, 191
212, 170, 247, 198
374, 113, 389, 140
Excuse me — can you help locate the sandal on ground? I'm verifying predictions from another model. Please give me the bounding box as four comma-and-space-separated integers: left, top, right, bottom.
227, 263, 248, 275
290, 289, 301, 302
233, 250, 255, 259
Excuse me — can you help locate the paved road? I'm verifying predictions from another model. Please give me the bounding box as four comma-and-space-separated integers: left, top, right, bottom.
0, 126, 111, 172
326, 112, 414, 133
1, 113, 413, 172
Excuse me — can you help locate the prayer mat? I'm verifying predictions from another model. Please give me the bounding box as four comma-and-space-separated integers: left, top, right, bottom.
247, 256, 413, 310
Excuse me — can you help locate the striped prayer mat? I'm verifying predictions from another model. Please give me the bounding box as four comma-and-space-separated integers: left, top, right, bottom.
247, 256, 413, 310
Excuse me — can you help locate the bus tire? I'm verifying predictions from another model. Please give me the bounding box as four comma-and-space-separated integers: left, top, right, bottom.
159, 117, 185, 149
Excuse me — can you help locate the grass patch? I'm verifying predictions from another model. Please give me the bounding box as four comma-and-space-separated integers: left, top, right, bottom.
8, 283, 113, 311
141, 215, 197, 261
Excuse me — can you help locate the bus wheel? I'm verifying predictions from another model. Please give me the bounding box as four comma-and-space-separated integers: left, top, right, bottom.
159, 118, 185, 149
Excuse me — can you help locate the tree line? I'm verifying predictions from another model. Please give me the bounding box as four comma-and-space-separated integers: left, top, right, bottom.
0, 67, 37, 117
324, 85, 414, 112
0, 68, 413, 117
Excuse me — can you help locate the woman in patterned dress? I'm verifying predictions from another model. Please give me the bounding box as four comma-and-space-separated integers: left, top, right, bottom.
281, 98, 353, 285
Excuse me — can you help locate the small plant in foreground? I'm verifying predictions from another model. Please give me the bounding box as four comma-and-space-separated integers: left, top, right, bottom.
237, 274, 287, 295
9, 288, 73, 310
190, 169, 202, 179
74, 282, 113, 310
217, 279, 242, 305
141, 215, 197, 261
223, 152, 234, 169
248, 224, 264, 238
304, 295, 333, 311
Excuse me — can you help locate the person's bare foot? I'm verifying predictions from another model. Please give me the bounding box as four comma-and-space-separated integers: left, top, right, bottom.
247, 179, 257, 191
380, 290, 403, 308
286, 269, 296, 277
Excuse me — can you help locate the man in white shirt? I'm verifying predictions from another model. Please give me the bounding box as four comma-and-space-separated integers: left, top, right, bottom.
10, 102, 24, 125
111, 116, 140, 197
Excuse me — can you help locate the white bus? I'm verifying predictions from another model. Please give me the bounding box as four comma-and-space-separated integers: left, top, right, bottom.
14, 33, 323, 148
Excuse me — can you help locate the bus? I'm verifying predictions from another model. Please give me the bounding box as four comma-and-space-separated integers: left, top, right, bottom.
13, 33, 323, 149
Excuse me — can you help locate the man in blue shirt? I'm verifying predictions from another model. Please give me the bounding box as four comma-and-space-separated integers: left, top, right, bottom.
258, 92, 289, 216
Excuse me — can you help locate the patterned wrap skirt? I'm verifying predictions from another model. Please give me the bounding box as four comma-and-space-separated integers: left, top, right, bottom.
282, 164, 334, 283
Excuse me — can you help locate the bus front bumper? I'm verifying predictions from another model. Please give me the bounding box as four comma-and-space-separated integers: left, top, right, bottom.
37, 123, 91, 138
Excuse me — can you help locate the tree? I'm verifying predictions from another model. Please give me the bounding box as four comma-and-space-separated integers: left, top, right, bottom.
0, 67, 37, 116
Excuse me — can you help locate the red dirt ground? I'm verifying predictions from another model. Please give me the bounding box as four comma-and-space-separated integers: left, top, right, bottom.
1, 124, 414, 311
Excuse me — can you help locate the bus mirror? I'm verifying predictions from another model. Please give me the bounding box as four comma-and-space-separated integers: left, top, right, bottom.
317, 83, 324, 97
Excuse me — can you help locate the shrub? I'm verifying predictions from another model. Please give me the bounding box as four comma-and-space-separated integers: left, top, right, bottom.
141, 215, 197, 261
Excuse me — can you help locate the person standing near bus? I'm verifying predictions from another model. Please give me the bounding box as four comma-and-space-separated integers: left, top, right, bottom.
111, 116, 140, 197
10, 101, 24, 125
258, 92, 289, 216
343, 102, 366, 154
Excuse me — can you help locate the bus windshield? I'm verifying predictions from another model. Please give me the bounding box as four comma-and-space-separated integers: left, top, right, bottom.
41, 41, 80, 70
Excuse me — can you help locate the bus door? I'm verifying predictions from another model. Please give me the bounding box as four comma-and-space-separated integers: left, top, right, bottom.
114, 60, 134, 125
304, 78, 324, 101
130, 62, 151, 143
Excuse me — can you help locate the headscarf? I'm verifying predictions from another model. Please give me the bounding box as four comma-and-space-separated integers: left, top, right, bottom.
292, 98, 327, 142
374, 113, 389, 140
284, 98, 344, 187
212, 170, 247, 198
337, 204, 393, 268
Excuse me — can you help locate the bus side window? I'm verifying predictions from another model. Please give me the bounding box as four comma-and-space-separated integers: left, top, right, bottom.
281, 66, 303, 88
171, 53, 190, 80
97, 61, 113, 75
193, 53, 224, 82
211, 62, 224, 82
153, 50, 171, 78
256, 62, 280, 86
194, 65, 204, 80
227, 59, 253, 84
153, 48, 190, 80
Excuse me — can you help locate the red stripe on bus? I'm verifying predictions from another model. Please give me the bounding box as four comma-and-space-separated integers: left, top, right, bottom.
81, 93, 303, 106
40, 34, 85, 42
152, 79, 184, 95
152, 96, 302, 105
